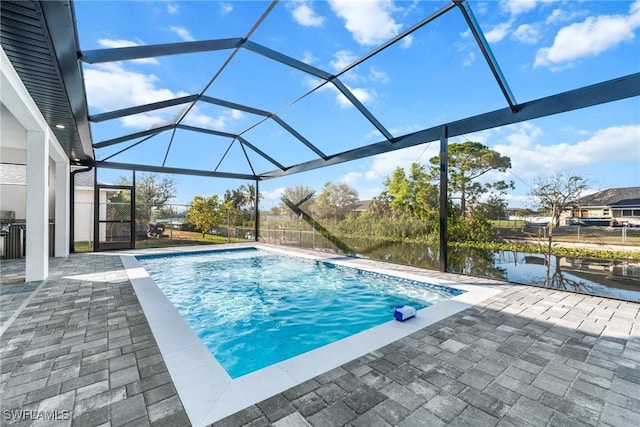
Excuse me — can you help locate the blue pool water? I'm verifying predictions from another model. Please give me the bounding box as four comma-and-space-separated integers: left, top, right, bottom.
137, 248, 463, 378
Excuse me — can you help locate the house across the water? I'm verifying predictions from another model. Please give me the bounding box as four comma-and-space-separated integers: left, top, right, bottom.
566, 187, 640, 227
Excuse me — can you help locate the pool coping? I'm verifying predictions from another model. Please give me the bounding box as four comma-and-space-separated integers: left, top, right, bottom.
120, 244, 502, 427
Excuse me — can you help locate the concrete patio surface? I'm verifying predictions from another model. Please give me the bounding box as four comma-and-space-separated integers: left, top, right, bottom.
1, 250, 639, 427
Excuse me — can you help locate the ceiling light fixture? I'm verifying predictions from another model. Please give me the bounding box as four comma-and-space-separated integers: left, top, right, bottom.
55, 124, 65, 129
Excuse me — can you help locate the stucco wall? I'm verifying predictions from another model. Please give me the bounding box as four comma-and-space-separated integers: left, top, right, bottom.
0, 184, 26, 219
74, 188, 94, 242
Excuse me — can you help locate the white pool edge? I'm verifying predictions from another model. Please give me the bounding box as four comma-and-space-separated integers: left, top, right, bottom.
120, 244, 501, 427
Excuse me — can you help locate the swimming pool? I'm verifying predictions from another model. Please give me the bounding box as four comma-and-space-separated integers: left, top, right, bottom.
123, 244, 501, 425
137, 247, 464, 378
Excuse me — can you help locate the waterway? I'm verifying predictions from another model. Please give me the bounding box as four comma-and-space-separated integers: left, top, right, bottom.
306, 238, 640, 303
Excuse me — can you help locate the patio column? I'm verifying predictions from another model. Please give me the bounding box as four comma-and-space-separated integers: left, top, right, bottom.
54, 159, 70, 257
26, 129, 49, 282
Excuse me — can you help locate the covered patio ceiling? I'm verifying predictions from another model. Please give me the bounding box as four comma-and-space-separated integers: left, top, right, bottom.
1, 0, 639, 182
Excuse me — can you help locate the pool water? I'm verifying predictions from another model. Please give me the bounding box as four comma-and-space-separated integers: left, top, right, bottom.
137, 248, 463, 378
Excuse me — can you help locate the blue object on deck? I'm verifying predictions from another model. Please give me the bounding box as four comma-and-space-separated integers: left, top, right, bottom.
394, 305, 416, 321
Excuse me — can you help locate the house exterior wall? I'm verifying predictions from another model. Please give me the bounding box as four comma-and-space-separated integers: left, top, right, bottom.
613, 208, 640, 219
573, 207, 611, 218
0, 148, 27, 219
1, 160, 58, 221
73, 187, 110, 243
569, 187, 640, 225
0, 184, 25, 219
74, 187, 93, 242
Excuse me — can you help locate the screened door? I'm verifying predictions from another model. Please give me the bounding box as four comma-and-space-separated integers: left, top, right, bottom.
95, 185, 134, 251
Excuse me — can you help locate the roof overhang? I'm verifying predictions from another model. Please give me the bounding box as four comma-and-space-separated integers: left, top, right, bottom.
0, 0, 94, 165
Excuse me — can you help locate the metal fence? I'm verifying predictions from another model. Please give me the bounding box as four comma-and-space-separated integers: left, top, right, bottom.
257, 217, 365, 255
72, 201, 256, 251
72, 199, 640, 253
516, 224, 640, 245
257, 218, 640, 266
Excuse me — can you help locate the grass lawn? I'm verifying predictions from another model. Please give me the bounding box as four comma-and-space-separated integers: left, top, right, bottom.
492, 221, 640, 246
74, 230, 250, 252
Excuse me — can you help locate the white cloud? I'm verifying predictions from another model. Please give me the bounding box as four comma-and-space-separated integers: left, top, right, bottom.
220, 3, 233, 15
340, 171, 363, 186
308, 56, 378, 108
230, 109, 244, 120
494, 124, 640, 177
84, 63, 243, 132
571, 125, 640, 163
462, 51, 476, 67
169, 26, 194, 42
261, 187, 285, 207
336, 87, 377, 108
400, 34, 413, 49
546, 8, 564, 24
330, 50, 364, 84
85, 63, 184, 113
302, 75, 325, 91
167, 4, 178, 14
118, 113, 168, 129
513, 23, 540, 44
454, 41, 475, 67
369, 67, 389, 84
485, 21, 512, 43
182, 107, 242, 131
98, 38, 136, 49
545, 8, 582, 25
290, 1, 325, 27
475, 2, 489, 16
327, 51, 391, 103
504, 123, 543, 148
85, 59, 243, 133
338, 169, 386, 201
363, 144, 438, 181
97, 39, 158, 65
535, 2, 640, 68
329, 0, 402, 46
301, 51, 318, 64
500, 0, 537, 16
451, 129, 496, 147
330, 50, 358, 72
178, 110, 211, 128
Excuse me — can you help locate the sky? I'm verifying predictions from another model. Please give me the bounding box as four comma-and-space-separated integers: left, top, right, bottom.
74, 0, 640, 210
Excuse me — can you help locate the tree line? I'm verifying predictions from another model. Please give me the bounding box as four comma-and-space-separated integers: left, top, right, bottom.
269, 141, 516, 242
111, 141, 589, 246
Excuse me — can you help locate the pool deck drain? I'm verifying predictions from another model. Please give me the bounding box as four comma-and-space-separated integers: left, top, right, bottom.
0, 243, 639, 427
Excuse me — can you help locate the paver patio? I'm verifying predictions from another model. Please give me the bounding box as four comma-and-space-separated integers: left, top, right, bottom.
1, 250, 639, 426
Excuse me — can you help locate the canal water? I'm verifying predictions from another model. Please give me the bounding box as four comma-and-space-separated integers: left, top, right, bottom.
302, 238, 640, 302
490, 251, 640, 302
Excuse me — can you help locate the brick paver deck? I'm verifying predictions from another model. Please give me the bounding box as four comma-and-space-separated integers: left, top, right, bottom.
1, 251, 639, 426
